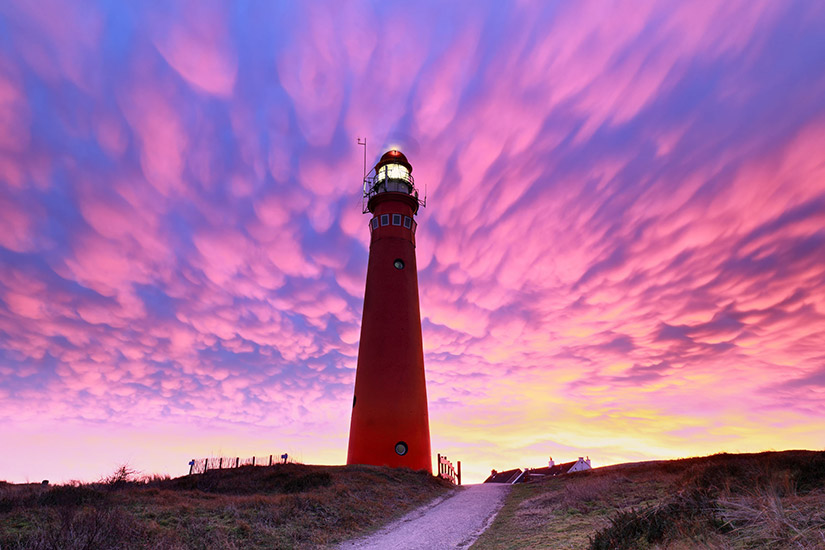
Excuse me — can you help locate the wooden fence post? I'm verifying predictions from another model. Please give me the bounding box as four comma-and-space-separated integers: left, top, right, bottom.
218, 457, 222, 469
269, 454, 273, 466
457, 461, 461, 486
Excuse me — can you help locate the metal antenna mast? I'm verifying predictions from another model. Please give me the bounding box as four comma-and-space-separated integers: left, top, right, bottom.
357, 137, 367, 180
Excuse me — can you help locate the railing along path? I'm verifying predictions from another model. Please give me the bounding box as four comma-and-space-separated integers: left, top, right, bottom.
437, 453, 461, 485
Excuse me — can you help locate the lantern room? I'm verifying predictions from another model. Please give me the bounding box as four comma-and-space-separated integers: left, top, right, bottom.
374, 150, 413, 194
362, 149, 426, 214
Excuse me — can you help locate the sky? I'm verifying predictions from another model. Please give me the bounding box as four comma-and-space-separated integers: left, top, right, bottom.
1, 0, 824, 485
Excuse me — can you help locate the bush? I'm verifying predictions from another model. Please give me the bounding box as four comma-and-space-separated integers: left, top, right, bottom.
100, 464, 140, 489
38, 485, 104, 507
589, 508, 655, 550
794, 452, 825, 494
282, 472, 332, 494
0, 496, 15, 513
589, 490, 724, 550
27, 506, 139, 550
1, 464, 451, 550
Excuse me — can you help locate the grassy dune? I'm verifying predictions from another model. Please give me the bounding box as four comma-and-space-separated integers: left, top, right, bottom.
0, 463, 452, 549
471, 450, 825, 549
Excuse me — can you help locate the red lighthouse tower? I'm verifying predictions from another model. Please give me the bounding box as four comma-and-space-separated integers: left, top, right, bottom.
347, 149, 432, 473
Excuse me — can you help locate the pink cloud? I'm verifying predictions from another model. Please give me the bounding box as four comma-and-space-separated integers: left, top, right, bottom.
0, 192, 35, 252
77, 186, 147, 241
192, 227, 252, 285
343, 11, 430, 144
2, 0, 105, 91
118, 80, 189, 196
413, 24, 482, 139
275, 8, 347, 147
4, 291, 46, 319
266, 128, 294, 184
0, 56, 30, 154
151, 2, 237, 97
94, 114, 128, 157
59, 229, 146, 296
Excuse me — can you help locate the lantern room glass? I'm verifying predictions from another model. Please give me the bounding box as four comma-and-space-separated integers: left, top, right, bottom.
374, 163, 413, 194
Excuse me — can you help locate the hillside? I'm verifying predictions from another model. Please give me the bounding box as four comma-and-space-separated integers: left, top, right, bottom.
0, 463, 453, 549
471, 450, 825, 549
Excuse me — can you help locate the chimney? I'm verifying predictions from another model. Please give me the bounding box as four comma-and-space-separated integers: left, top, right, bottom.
548, 456, 554, 468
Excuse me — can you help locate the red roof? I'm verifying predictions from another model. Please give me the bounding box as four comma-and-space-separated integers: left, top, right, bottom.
521, 461, 579, 480
375, 149, 412, 173
484, 468, 523, 484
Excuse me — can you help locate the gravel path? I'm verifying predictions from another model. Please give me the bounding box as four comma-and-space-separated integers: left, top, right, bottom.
339, 483, 511, 550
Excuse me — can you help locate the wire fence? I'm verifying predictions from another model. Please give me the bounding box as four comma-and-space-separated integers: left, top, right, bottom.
188, 453, 293, 475
188, 452, 460, 484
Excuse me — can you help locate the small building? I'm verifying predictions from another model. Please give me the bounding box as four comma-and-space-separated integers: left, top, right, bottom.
524, 457, 591, 481
484, 468, 523, 484
484, 457, 592, 484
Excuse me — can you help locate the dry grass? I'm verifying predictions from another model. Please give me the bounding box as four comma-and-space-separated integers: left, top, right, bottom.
718, 487, 825, 548
471, 450, 825, 550
0, 464, 453, 549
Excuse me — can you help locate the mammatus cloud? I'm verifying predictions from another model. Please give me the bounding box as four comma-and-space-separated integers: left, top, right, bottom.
0, 1, 823, 483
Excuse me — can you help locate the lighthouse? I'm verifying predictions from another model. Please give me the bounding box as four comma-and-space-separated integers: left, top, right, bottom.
346, 149, 432, 473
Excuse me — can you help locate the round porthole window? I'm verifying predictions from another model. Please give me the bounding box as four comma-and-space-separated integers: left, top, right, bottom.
395, 441, 408, 456
393, 259, 405, 270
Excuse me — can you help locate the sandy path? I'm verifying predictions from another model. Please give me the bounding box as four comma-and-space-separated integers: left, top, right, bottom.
338, 483, 511, 550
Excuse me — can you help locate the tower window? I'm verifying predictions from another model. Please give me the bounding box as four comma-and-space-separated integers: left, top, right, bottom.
395, 441, 408, 456
392, 214, 402, 226
403, 216, 412, 229
371, 218, 379, 230
380, 214, 390, 226
393, 259, 405, 270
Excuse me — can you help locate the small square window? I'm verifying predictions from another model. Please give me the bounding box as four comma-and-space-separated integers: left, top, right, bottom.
403, 216, 412, 229
392, 214, 402, 226
381, 214, 390, 226
371, 217, 379, 230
